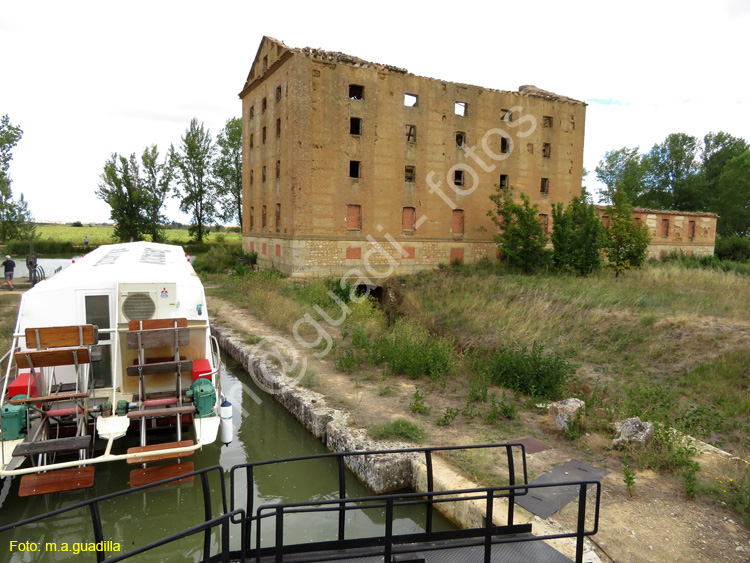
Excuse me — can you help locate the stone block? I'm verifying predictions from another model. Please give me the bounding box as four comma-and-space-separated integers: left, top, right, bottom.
612, 417, 654, 449
548, 398, 585, 431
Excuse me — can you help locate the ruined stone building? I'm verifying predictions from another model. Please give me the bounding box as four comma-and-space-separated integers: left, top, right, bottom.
239, 37, 716, 276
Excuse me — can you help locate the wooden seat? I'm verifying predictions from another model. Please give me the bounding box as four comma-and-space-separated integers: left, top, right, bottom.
126, 405, 196, 419
25, 325, 97, 349
127, 440, 195, 464
125, 360, 193, 378
126, 328, 189, 350
13, 435, 91, 457
15, 347, 91, 369
130, 462, 194, 488
9, 392, 88, 405
128, 318, 188, 331
19, 466, 95, 497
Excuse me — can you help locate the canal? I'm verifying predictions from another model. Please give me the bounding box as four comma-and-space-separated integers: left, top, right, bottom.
0, 358, 452, 561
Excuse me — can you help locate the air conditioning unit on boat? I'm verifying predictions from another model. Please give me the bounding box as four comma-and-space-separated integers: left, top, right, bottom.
119, 283, 177, 322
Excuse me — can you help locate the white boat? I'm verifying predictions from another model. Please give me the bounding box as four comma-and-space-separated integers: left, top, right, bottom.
0, 242, 225, 495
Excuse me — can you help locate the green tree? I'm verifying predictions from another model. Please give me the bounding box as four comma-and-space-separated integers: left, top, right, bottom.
640, 133, 701, 210
214, 117, 243, 228
140, 145, 174, 243
602, 185, 651, 278
595, 147, 647, 205
0, 115, 36, 242
715, 151, 750, 237
551, 196, 605, 275
172, 119, 218, 242
96, 153, 152, 242
488, 185, 549, 273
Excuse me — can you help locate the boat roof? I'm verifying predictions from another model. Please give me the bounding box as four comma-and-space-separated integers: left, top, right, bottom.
29, 241, 201, 294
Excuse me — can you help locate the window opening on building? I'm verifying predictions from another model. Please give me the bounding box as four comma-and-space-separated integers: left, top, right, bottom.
540, 177, 550, 194
249, 106, 254, 119
539, 213, 549, 234
276, 118, 281, 137
263, 55, 268, 72
402, 207, 416, 231
262, 166, 266, 183
250, 170, 254, 185
405, 166, 416, 182
349, 84, 364, 99
346, 204, 362, 230
456, 131, 466, 147
275, 204, 281, 232
275, 85, 282, 102
453, 170, 464, 187
262, 205, 267, 229
262, 97, 267, 113
250, 133, 254, 149
404, 93, 418, 107
500, 109, 512, 121
454, 101, 467, 116
406, 124, 417, 142
543, 115, 553, 128
499, 174, 509, 188
661, 218, 670, 237
688, 220, 696, 239
542, 143, 551, 158
350, 117, 362, 135
350, 160, 361, 178
250, 207, 254, 230
275, 160, 280, 179
262, 127, 267, 144
452, 209, 465, 234
501, 137, 510, 154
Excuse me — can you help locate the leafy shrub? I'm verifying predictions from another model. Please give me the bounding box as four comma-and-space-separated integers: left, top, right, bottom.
376, 320, 455, 380
436, 407, 460, 426
483, 392, 517, 424
409, 386, 431, 414
192, 245, 249, 273
370, 418, 425, 442
482, 341, 572, 399
715, 235, 750, 263
71, 221, 83, 227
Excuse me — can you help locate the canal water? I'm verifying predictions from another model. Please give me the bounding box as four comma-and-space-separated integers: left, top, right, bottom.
0, 359, 452, 561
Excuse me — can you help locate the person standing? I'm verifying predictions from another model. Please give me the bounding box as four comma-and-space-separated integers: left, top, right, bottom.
2, 255, 15, 291
84, 236, 89, 249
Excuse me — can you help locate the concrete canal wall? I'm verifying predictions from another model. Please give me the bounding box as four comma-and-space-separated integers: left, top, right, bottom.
212, 324, 600, 562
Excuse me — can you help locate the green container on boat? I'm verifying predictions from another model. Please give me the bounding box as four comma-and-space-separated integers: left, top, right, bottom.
1, 397, 28, 441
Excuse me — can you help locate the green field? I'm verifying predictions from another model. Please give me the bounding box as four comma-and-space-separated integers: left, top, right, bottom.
33, 224, 242, 245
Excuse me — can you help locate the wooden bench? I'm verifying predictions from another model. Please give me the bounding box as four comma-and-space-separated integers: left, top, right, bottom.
130, 463, 194, 488
15, 348, 91, 369
126, 328, 190, 350
12, 435, 91, 457
126, 360, 193, 378
126, 440, 195, 464
128, 318, 188, 331
25, 325, 97, 349
19, 466, 95, 497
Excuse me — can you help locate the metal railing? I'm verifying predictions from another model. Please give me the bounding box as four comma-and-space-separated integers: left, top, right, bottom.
229, 442, 528, 548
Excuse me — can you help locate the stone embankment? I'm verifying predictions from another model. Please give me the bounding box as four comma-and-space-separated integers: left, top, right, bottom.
212, 324, 601, 562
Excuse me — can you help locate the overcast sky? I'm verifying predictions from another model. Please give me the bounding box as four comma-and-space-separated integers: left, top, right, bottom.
1, 0, 748, 224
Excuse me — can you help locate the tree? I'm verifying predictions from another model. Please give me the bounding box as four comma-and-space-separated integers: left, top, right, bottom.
595, 147, 647, 205
140, 145, 174, 242
488, 185, 549, 273
715, 151, 750, 237
640, 133, 701, 210
0, 115, 36, 242
172, 119, 218, 242
96, 153, 152, 242
551, 196, 605, 275
602, 184, 651, 278
214, 117, 243, 228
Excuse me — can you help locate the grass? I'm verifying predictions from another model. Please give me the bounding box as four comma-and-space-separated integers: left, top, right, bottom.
369, 418, 425, 442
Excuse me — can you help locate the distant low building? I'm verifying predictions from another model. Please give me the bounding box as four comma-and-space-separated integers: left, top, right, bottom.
597, 206, 718, 258
239, 37, 716, 277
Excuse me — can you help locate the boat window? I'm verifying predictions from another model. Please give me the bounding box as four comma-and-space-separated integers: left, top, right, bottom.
85, 295, 112, 386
